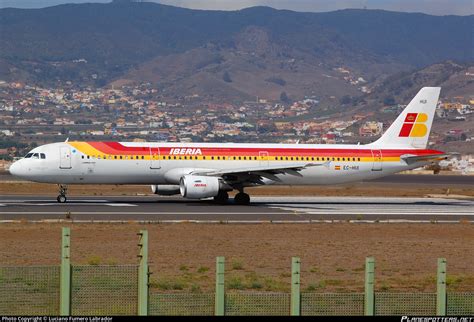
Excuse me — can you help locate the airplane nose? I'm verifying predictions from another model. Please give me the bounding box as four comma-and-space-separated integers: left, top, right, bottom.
8, 161, 22, 177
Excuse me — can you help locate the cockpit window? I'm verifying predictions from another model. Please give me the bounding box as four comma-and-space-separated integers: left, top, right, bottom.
32, 153, 39, 159
25, 153, 33, 158
40, 153, 46, 159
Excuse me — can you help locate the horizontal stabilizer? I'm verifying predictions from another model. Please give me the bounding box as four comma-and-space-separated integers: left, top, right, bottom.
400, 153, 453, 165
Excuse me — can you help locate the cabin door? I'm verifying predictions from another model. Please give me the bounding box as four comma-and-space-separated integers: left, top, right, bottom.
150, 147, 161, 169
371, 149, 383, 171
59, 147, 72, 169
259, 151, 269, 167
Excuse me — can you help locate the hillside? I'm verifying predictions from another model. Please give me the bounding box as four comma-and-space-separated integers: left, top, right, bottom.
0, 2, 472, 101
341, 61, 474, 153
362, 61, 474, 106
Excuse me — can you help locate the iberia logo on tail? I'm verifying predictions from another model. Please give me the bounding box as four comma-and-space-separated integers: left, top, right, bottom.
398, 113, 428, 137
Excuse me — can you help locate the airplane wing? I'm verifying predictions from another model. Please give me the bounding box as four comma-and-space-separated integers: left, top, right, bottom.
400, 153, 453, 165
191, 161, 330, 184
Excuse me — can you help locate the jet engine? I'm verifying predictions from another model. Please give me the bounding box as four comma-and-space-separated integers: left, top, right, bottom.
150, 184, 181, 196
179, 175, 220, 199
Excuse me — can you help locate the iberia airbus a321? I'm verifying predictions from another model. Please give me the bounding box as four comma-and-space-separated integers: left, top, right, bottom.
9, 87, 450, 204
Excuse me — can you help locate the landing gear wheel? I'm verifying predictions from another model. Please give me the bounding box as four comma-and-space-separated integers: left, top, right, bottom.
57, 184, 68, 203
234, 192, 250, 205
57, 195, 67, 203
214, 191, 229, 204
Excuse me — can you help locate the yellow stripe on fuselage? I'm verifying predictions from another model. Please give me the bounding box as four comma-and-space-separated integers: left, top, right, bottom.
68, 142, 105, 157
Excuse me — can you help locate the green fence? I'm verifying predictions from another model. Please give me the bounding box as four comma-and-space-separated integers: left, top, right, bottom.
0, 227, 473, 316
0, 266, 60, 315
71, 265, 138, 315
301, 293, 364, 316
149, 293, 214, 316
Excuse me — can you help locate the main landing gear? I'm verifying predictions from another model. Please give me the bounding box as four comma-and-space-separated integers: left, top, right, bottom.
57, 184, 68, 203
234, 191, 250, 205
213, 191, 229, 204
213, 190, 251, 205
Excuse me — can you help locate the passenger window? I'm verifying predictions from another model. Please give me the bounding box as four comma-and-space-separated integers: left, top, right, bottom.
40, 153, 46, 159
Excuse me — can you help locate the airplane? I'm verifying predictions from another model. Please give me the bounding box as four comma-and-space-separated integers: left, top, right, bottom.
9, 87, 450, 205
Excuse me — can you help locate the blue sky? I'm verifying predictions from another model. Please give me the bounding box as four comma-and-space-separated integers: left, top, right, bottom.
1, 0, 472, 16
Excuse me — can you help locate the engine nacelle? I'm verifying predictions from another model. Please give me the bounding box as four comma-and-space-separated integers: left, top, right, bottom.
179, 175, 220, 199
151, 184, 181, 196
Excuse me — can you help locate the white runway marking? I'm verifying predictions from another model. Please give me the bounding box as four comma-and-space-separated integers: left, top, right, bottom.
0, 200, 136, 207
267, 207, 474, 216
0, 199, 110, 203
0, 219, 467, 224
257, 196, 474, 216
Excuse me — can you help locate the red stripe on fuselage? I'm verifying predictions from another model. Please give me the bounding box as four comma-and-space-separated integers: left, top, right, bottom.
85, 142, 444, 158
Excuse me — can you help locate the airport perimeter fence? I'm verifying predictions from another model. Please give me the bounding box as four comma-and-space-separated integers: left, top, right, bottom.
0, 228, 473, 316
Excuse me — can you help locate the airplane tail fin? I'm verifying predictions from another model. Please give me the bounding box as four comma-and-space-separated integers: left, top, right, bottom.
370, 87, 441, 149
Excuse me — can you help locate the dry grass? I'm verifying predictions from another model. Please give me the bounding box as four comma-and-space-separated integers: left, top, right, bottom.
0, 223, 473, 293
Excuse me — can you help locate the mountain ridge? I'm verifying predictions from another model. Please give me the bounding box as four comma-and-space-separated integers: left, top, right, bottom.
0, 2, 472, 101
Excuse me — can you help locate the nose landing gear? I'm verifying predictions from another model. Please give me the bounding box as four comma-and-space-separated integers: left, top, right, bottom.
57, 184, 68, 203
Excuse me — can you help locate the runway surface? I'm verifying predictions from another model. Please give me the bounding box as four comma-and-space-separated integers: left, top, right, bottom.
1, 195, 473, 223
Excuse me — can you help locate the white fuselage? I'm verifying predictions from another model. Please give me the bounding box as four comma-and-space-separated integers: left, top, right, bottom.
9, 141, 437, 186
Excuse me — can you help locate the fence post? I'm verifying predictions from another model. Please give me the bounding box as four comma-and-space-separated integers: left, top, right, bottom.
437, 258, 447, 316
364, 257, 375, 316
215, 256, 225, 316
60, 227, 71, 316
138, 230, 149, 316
291, 257, 301, 316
